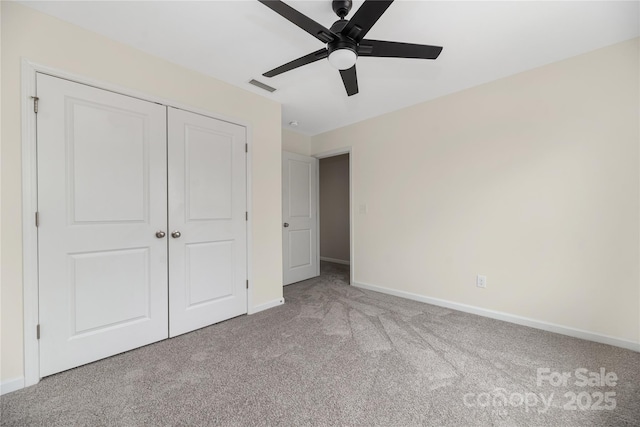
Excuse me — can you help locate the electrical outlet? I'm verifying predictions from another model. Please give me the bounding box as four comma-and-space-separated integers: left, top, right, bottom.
477, 275, 487, 289
359, 204, 367, 214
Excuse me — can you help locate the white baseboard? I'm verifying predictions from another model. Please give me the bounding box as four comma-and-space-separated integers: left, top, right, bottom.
1, 377, 25, 395
352, 281, 640, 353
320, 257, 350, 265
248, 298, 285, 315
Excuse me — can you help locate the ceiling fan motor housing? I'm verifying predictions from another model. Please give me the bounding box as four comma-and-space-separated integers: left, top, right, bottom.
332, 0, 352, 19
328, 19, 358, 57
327, 34, 358, 59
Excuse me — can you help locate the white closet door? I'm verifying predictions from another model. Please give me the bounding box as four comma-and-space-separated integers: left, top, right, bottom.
282, 151, 319, 285
167, 108, 247, 337
37, 74, 169, 377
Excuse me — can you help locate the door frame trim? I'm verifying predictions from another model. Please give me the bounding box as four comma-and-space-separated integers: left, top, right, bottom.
313, 147, 354, 286
20, 59, 255, 387
21, 60, 39, 389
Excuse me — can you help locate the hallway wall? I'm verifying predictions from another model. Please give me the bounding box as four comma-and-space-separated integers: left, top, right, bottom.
319, 154, 350, 263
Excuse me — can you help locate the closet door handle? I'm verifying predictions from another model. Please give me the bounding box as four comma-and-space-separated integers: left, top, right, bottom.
155, 231, 166, 238
283, 223, 289, 228
171, 231, 181, 239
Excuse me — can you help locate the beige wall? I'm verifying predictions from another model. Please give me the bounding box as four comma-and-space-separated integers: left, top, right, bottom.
320, 155, 350, 262
312, 38, 640, 344
282, 129, 311, 156
1, 2, 283, 382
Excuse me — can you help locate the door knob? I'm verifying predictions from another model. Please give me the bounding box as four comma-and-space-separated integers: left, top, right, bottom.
171, 231, 181, 238
155, 231, 166, 238
283, 223, 289, 228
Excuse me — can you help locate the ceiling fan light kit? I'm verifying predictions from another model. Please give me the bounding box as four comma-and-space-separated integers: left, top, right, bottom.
328, 49, 357, 70
328, 43, 357, 70
258, 0, 443, 96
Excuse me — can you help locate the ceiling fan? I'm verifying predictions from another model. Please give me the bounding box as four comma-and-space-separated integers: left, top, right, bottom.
258, 0, 443, 96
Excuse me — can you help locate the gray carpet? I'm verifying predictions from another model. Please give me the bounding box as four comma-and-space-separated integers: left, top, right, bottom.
2, 262, 639, 426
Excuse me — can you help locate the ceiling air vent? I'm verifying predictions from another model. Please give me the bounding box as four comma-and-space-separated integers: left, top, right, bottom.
249, 79, 277, 93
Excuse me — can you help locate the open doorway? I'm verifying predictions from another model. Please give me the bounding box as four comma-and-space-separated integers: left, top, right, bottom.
318, 153, 351, 279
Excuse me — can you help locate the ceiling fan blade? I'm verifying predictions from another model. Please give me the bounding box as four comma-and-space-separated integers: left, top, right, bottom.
263, 49, 328, 77
341, 0, 394, 42
358, 39, 443, 59
339, 65, 359, 96
258, 0, 337, 43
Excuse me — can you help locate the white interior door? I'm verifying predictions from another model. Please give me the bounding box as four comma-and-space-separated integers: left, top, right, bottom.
37, 74, 169, 377
282, 151, 319, 285
167, 108, 247, 337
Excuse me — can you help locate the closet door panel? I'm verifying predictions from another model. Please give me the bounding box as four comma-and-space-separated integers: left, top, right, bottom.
37, 74, 169, 377
168, 108, 247, 337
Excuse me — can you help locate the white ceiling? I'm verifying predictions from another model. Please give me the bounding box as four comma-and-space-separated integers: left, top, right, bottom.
21, 1, 639, 135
